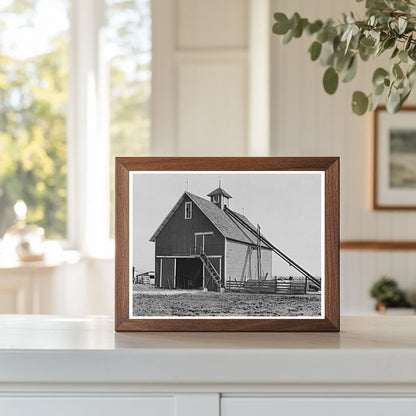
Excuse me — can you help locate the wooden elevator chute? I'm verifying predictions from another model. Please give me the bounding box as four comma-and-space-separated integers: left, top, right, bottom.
224, 207, 321, 290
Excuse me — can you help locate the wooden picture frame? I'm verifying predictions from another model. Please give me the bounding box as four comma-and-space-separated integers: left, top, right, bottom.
373, 106, 416, 210
115, 157, 339, 332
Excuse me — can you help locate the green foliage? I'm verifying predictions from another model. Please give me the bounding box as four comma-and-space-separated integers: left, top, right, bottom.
369, 276, 411, 307
107, 0, 151, 237
272, 0, 416, 115
352, 90, 369, 114
0, 5, 69, 238
0, 0, 151, 239
309, 41, 322, 61
323, 67, 339, 94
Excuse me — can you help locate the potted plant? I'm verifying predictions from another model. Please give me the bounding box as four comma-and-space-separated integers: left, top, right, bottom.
369, 276, 413, 312
272, 0, 416, 115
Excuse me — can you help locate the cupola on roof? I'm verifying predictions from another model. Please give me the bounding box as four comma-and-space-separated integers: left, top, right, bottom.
207, 187, 232, 199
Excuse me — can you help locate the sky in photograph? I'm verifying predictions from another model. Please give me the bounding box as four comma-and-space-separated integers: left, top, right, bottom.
132, 172, 323, 277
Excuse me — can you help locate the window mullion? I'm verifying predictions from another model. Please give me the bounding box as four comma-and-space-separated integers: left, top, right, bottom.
69, 0, 109, 256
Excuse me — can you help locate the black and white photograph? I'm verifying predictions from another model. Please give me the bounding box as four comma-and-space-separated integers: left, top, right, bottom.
129, 171, 324, 319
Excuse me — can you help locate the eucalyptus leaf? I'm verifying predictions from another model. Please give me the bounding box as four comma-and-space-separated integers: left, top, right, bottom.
372, 67, 389, 86
359, 44, 375, 61
273, 13, 290, 34
398, 17, 407, 34
320, 41, 335, 66
342, 56, 358, 82
366, 0, 388, 10
408, 70, 416, 88
393, 0, 409, 11
383, 37, 396, 50
360, 37, 375, 48
387, 87, 401, 112
309, 41, 322, 61
352, 91, 369, 115
391, 47, 399, 59
373, 82, 385, 96
282, 29, 293, 44
393, 63, 404, 79
293, 18, 308, 38
405, 33, 413, 50
323, 67, 339, 94
290, 13, 301, 30
272, 2, 416, 115
369, 92, 383, 111
401, 87, 411, 106
399, 49, 408, 63
317, 29, 329, 43
409, 44, 416, 60
307, 20, 323, 35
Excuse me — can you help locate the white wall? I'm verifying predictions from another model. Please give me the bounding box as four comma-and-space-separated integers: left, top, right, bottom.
152, 0, 271, 156
271, 0, 416, 313
76, 0, 416, 316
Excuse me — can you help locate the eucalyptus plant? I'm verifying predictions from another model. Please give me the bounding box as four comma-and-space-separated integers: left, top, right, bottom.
272, 0, 416, 115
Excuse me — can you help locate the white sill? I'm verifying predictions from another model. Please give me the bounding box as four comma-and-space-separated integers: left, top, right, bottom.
0, 238, 115, 270
0, 250, 82, 270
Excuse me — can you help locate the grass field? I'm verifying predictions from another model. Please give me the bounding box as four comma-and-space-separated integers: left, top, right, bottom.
132, 286, 321, 317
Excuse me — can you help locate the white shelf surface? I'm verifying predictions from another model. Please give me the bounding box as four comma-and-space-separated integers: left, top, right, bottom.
0, 315, 415, 388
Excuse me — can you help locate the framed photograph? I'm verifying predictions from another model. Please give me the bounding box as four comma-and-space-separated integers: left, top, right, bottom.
115, 157, 339, 332
374, 106, 416, 209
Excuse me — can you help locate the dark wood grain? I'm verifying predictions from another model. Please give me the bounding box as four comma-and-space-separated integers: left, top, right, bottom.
115, 157, 340, 332
373, 106, 416, 210
114, 160, 130, 330
341, 240, 416, 250
325, 157, 340, 331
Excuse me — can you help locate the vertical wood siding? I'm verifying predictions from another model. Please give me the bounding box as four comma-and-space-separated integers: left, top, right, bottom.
226, 240, 272, 283
154, 195, 225, 258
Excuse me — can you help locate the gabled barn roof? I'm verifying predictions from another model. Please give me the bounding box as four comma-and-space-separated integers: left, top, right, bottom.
149, 191, 269, 248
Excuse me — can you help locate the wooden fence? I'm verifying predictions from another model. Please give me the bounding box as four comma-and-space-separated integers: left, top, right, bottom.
226, 277, 307, 295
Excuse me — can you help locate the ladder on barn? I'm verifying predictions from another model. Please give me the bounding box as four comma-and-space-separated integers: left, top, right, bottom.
224, 207, 321, 290
200, 252, 221, 289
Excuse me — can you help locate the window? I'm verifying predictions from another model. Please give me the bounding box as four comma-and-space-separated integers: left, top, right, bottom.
213, 195, 219, 203
106, 0, 151, 237
0, 0, 70, 239
185, 202, 192, 219
0, 0, 151, 254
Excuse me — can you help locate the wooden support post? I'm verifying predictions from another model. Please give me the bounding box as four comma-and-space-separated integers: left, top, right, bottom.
159, 258, 163, 288
256, 224, 262, 281
219, 258, 222, 287
174, 258, 177, 289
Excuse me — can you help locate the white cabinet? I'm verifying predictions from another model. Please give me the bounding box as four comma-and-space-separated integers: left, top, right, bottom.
221, 398, 416, 416
1, 397, 175, 416
0, 316, 415, 416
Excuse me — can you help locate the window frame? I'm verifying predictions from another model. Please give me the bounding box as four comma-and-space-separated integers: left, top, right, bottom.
185, 202, 192, 220
67, 0, 111, 257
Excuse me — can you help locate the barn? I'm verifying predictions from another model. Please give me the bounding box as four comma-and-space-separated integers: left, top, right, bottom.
149, 186, 272, 291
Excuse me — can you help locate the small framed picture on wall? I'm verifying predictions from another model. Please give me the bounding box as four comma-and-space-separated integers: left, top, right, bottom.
374, 106, 416, 209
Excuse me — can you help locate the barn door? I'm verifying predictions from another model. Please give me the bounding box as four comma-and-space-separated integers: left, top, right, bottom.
160, 258, 175, 289
194, 232, 213, 255
195, 234, 204, 254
